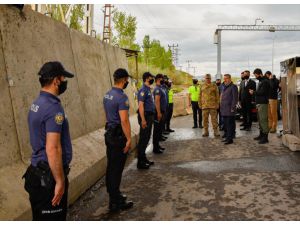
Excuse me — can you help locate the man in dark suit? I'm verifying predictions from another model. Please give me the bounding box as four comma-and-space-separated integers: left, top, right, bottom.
239, 70, 256, 131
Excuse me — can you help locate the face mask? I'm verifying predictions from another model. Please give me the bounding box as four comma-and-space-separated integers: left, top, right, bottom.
58, 80, 68, 95
123, 81, 129, 89
193, 80, 198, 85
167, 83, 172, 88
160, 80, 164, 85
216, 82, 221, 86
149, 79, 154, 85
241, 77, 245, 80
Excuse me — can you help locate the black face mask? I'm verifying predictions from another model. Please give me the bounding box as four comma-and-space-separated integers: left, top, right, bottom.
58, 80, 68, 95
160, 80, 164, 85
167, 83, 172, 88
216, 82, 221, 86
241, 77, 245, 80
123, 81, 129, 89
149, 79, 154, 85
193, 80, 198, 85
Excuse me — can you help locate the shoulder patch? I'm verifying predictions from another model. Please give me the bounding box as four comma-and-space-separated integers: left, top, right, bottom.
125, 100, 129, 107
156, 89, 160, 94
140, 92, 145, 97
55, 112, 64, 125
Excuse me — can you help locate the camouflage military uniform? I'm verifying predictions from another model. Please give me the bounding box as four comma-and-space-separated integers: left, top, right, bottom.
198, 83, 220, 137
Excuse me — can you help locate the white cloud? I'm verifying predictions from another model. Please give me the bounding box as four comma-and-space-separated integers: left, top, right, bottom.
94, 4, 300, 77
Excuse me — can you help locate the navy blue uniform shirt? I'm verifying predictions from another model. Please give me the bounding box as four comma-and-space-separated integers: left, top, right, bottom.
103, 87, 130, 128
153, 85, 167, 112
161, 85, 169, 104
137, 84, 155, 113
28, 91, 72, 167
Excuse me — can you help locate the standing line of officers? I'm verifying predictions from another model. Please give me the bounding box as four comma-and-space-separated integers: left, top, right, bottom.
22, 61, 280, 220
189, 68, 280, 145
23, 62, 176, 220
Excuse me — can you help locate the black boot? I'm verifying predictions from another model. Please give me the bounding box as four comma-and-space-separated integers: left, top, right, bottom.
109, 199, 134, 212
254, 131, 263, 140
137, 161, 150, 169
258, 133, 269, 144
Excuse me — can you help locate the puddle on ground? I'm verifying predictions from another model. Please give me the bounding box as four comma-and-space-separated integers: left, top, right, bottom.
176, 154, 300, 173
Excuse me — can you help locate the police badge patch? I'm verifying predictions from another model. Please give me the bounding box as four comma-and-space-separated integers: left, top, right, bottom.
125, 100, 129, 107
156, 90, 159, 94
55, 112, 64, 125
141, 92, 145, 97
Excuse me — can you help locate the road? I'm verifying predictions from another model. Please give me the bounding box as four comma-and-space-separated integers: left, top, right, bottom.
68, 115, 300, 221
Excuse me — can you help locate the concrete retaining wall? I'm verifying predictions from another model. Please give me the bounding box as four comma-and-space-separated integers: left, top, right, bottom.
0, 6, 139, 220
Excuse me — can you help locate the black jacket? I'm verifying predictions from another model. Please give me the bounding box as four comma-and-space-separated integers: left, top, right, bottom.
239, 79, 256, 105
255, 76, 270, 104
268, 78, 279, 100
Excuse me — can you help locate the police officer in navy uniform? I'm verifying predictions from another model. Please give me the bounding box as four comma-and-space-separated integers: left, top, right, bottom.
136, 72, 155, 169
161, 75, 170, 139
103, 68, 134, 212
152, 74, 167, 154
23, 61, 74, 221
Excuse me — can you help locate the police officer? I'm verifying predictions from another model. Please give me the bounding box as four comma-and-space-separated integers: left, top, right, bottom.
136, 72, 155, 169
23, 61, 73, 220
103, 68, 134, 212
165, 80, 175, 132
160, 75, 170, 138
153, 74, 167, 154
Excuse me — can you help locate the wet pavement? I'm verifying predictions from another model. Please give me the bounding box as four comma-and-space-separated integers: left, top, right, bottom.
68, 115, 300, 221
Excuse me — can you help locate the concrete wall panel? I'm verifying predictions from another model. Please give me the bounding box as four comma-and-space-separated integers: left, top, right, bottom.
0, 10, 21, 167
70, 29, 112, 132
0, 6, 86, 162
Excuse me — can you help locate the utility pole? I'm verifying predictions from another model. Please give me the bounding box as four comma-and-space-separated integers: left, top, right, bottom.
102, 4, 114, 43
168, 44, 179, 67
186, 60, 192, 74
190, 66, 196, 76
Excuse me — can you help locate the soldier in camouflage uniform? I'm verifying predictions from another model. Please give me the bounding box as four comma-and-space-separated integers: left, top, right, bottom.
198, 74, 220, 137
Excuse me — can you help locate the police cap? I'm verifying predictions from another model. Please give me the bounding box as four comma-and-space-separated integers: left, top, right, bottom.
113, 68, 132, 79
155, 74, 164, 80
38, 61, 74, 78
143, 72, 154, 81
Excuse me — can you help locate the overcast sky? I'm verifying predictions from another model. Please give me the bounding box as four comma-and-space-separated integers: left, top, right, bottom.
93, 4, 300, 78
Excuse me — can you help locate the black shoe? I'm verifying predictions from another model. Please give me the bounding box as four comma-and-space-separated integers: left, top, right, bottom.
219, 127, 224, 131
163, 131, 170, 135
109, 200, 134, 212
245, 127, 251, 131
199, 125, 203, 128
222, 134, 226, 138
224, 140, 233, 145
240, 127, 247, 130
137, 161, 150, 169
166, 128, 175, 132
258, 133, 269, 144
119, 193, 127, 202
240, 123, 245, 126
221, 139, 228, 142
192, 126, 198, 129
153, 149, 163, 154
159, 138, 166, 142
145, 159, 154, 165
159, 146, 165, 150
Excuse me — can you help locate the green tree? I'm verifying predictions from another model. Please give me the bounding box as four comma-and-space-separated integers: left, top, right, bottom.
112, 10, 139, 50
46, 4, 85, 31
